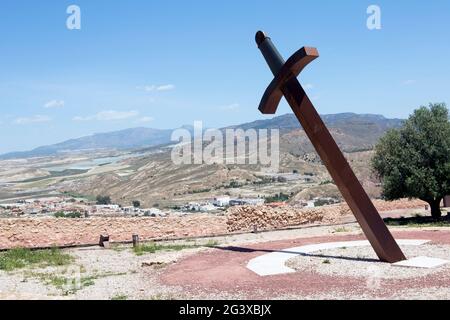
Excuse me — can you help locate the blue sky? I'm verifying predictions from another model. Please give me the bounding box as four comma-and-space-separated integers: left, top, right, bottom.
1, 0, 449, 154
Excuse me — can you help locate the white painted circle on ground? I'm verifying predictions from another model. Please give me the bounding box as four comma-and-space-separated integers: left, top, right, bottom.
246, 239, 436, 276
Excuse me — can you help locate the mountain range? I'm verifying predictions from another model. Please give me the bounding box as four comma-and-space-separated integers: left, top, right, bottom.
0, 113, 404, 159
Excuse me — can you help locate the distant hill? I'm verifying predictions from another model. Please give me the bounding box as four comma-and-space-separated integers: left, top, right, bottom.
227, 113, 301, 132
0, 113, 404, 159
229, 112, 404, 152
321, 113, 403, 139
0, 127, 173, 160
229, 112, 402, 130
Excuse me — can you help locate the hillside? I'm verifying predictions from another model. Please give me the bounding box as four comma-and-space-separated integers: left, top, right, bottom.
0, 112, 404, 207
55, 112, 399, 207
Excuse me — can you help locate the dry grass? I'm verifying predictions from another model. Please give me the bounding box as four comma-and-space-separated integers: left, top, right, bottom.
0, 248, 73, 271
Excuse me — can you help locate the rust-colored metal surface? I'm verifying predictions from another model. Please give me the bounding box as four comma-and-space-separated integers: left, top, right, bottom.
255, 31, 406, 263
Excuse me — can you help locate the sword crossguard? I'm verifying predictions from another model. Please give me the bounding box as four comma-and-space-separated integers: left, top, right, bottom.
256, 31, 319, 114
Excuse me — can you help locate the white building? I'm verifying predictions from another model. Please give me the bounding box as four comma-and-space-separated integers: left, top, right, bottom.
305, 200, 316, 208
122, 206, 139, 214
212, 196, 231, 207
95, 204, 120, 210
142, 208, 165, 217
185, 202, 216, 212
229, 198, 265, 206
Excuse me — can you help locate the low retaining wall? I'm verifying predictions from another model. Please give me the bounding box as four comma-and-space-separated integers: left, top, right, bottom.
0, 199, 426, 250
226, 199, 427, 232
0, 215, 227, 250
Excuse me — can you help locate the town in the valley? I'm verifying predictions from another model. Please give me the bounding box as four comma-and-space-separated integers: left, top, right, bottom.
0, 193, 334, 218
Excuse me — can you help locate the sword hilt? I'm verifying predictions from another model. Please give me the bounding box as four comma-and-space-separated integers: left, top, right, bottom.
255, 31, 286, 75
256, 31, 319, 114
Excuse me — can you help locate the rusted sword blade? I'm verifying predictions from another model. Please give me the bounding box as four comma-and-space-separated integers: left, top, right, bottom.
256, 31, 406, 263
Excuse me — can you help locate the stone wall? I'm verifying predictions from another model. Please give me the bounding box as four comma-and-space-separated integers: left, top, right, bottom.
0, 215, 227, 250
226, 199, 427, 232
226, 205, 346, 232
0, 199, 426, 250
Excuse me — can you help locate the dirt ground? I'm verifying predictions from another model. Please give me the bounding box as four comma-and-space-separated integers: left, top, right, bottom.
1, 209, 449, 300
0, 224, 350, 300
160, 228, 450, 300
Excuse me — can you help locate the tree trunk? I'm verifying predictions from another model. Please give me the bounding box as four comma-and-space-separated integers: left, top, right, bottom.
429, 199, 442, 219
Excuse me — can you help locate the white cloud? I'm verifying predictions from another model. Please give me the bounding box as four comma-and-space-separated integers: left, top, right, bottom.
140, 85, 155, 91
135, 116, 154, 123
14, 115, 51, 125
220, 103, 240, 111
96, 110, 139, 121
73, 110, 139, 122
138, 84, 175, 92
155, 84, 175, 91
304, 83, 314, 89
72, 115, 92, 121
403, 80, 416, 85
44, 100, 65, 108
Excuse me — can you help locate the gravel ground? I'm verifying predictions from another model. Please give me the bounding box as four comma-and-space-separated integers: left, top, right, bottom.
286, 243, 450, 280
274, 286, 450, 300
0, 242, 224, 300
0, 223, 360, 300
0, 219, 448, 300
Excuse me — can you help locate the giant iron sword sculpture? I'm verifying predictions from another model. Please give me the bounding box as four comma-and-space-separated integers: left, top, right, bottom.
255, 31, 406, 263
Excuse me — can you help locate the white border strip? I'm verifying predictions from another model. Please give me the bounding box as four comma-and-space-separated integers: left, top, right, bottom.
247, 239, 431, 276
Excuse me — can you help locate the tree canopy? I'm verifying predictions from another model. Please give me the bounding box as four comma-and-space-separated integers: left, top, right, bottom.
372, 103, 450, 218
132, 200, 141, 208
96, 195, 112, 205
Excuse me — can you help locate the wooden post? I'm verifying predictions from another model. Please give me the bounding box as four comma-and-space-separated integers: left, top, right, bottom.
132, 234, 140, 247
99, 234, 109, 247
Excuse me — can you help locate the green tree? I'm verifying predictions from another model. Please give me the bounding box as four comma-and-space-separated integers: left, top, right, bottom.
54, 211, 82, 218
132, 200, 141, 208
372, 103, 450, 218
96, 195, 111, 205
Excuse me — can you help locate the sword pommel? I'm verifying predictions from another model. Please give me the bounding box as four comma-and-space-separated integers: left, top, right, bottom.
255, 31, 286, 75
255, 31, 269, 47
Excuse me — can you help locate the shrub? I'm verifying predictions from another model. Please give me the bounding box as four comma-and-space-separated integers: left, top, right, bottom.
96, 195, 111, 205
